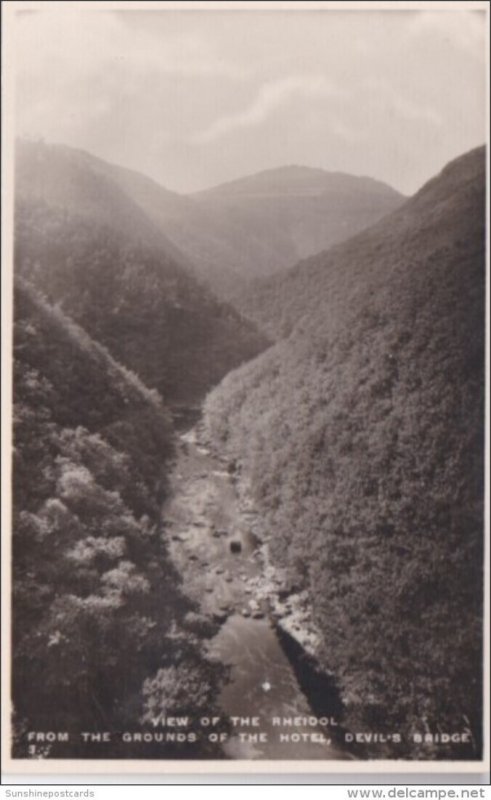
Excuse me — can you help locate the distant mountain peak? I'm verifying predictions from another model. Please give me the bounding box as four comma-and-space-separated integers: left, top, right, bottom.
192, 164, 404, 200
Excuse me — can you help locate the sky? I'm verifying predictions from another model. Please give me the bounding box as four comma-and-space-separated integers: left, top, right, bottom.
12, 4, 488, 196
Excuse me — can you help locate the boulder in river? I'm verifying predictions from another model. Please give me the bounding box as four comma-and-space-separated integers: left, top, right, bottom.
213, 610, 229, 623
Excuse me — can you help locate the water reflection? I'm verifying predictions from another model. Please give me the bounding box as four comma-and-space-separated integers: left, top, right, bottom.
208, 615, 350, 760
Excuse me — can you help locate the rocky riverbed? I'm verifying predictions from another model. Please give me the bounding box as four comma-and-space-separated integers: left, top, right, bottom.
161, 424, 350, 760
163, 425, 323, 651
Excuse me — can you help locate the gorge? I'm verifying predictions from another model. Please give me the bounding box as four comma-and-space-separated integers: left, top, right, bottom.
11, 141, 485, 763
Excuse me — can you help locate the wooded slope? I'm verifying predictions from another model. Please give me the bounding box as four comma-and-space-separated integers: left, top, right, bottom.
204, 147, 486, 755
12, 281, 223, 758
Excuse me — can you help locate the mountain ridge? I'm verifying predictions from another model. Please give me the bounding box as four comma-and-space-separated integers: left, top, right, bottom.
192, 163, 404, 200
16, 138, 406, 296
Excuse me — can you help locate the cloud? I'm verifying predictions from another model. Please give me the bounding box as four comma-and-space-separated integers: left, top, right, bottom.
329, 117, 366, 144
14, 8, 247, 82
192, 75, 347, 143
10, 8, 486, 195
362, 78, 443, 127
407, 10, 486, 56
391, 95, 442, 127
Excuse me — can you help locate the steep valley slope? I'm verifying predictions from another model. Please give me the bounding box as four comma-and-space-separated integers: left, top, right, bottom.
12, 280, 226, 759
15, 141, 269, 407
203, 146, 486, 755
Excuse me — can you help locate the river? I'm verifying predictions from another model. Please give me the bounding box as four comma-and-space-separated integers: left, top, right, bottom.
162, 425, 352, 761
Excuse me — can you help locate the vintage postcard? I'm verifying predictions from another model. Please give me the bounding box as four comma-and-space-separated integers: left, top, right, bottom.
1, 0, 489, 778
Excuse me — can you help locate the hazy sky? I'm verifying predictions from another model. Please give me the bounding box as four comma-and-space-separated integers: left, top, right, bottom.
13, 5, 487, 195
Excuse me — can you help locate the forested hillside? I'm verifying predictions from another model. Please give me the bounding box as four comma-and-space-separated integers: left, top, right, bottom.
204, 147, 485, 755
14, 191, 268, 407
12, 281, 224, 758
16, 140, 404, 300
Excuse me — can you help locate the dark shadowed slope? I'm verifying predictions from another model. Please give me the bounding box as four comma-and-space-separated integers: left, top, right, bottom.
15, 141, 269, 406
204, 146, 485, 756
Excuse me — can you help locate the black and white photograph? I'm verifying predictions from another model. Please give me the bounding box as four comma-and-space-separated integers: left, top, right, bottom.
1, 0, 489, 775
